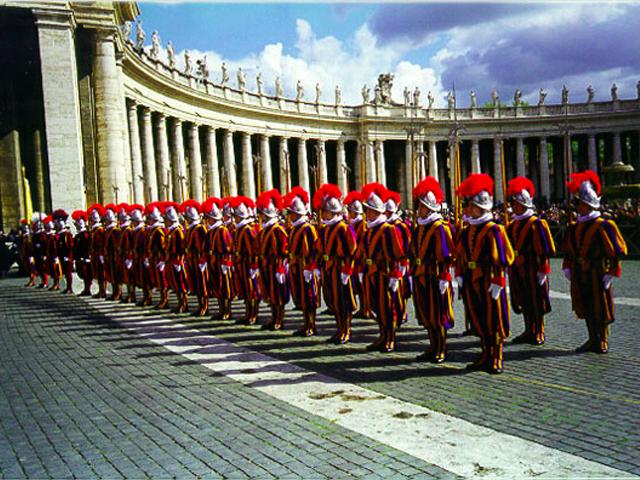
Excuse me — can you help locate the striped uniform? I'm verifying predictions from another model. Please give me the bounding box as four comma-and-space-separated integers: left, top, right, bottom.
90, 225, 107, 297
234, 221, 261, 323
33, 230, 49, 287
351, 219, 369, 317
185, 222, 209, 309
119, 224, 136, 302
147, 224, 167, 293
165, 224, 188, 310
257, 221, 290, 329
56, 229, 74, 292
288, 221, 320, 314
103, 225, 122, 299
73, 229, 92, 294
45, 231, 61, 288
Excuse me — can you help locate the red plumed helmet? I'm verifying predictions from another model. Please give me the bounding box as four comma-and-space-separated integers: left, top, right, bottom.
128, 203, 144, 214
312, 184, 342, 212
180, 199, 202, 216
507, 176, 535, 198
229, 196, 256, 209
457, 173, 494, 198
20, 218, 28, 225
43, 215, 53, 224
256, 189, 283, 216
344, 191, 362, 205
87, 203, 105, 217
284, 187, 309, 215
413, 177, 444, 206
103, 203, 117, 213
289, 186, 310, 206
382, 189, 401, 212
567, 170, 601, 196
52, 209, 69, 221
361, 182, 387, 213
71, 210, 88, 222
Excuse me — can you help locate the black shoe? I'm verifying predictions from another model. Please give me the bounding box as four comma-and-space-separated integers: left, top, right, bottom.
511, 333, 532, 344
415, 351, 433, 362
575, 340, 594, 353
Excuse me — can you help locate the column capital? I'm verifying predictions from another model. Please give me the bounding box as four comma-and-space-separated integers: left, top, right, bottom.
32, 7, 76, 31
173, 117, 183, 127
155, 111, 167, 121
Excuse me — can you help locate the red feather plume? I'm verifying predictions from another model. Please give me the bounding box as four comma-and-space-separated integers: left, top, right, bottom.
87, 203, 105, 217
230, 196, 256, 209
103, 203, 117, 212
344, 191, 362, 205
312, 184, 342, 211
52, 209, 69, 221
361, 183, 387, 203
128, 204, 144, 213
283, 187, 309, 209
180, 199, 202, 214
382, 189, 401, 206
43, 215, 53, 224
507, 176, 535, 198
71, 210, 88, 222
256, 189, 283, 211
413, 177, 444, 203
457, 173, 494, 198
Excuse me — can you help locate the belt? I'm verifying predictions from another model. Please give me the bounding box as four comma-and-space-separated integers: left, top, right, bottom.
467, 261, 477, 269
414, 258, 422, 266
322, 254, 329, 261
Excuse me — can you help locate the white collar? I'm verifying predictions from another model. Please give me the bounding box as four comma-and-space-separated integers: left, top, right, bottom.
322, 216, 341, 226
417, 212, 443, 225
133, 223, 144, 231
120, 221, 131, 228
367, 214, 387, 228
261, 217, 278, 228
208, 220, 222, 230
292, 216, 308, 227
513, 209, 535, 221
468, 212, 493, 225
387, 213, 400, 223
349, 217, 362, 226
578, 210, 601, 223
76, 227, 86, 233
187, 219, 200, 229
105, 222, 117, 229
90, 223, 101, 230
148, 221, 163, 229
167, 222, 180, 231
235, 218, 253, 229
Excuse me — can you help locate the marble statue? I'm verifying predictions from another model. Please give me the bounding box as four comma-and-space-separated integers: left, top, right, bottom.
514, 89, 522, 106
374, 86, 383, 105
315, 83, 321, 103
256, 73, 263, 95
413, 87, 421, 107
377, 73, 394, 104
427, 91, 434, 109
275, 76, 283, 98
361, 84, 370, 104
562, 85, 569, 104
296, 80, 304, 101
538, 88, 547, 105
447, 91, 455, 109
611, 83, 618, 101
166, 41, 176, 69
122, 21, 132, 42
587, 85, 595, 103
221, 62, 229, 86
237, 68, 246, 91
403, 86, 411, 106
335, 85, 341, 106
135, 21, 145, 51
150, 31, 160, 59
196, 56, 208, 79
491, 89, 499, 107
470, 90, 477, 108
183, 50, 192, 75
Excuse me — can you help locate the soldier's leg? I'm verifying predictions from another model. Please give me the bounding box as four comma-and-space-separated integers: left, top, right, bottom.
416, 327, 435, 362
433, 326, 447, 363
576, 315, 597, 352
532, 314, 545, 345
489, 334, 504, 374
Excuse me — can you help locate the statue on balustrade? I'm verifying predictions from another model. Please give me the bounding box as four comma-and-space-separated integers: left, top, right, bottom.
237, 68, 246, 91
491, 89, 499, 107
221, 62, 229, 86
587, 85, 595, 103
275, 76, 283, 98
374, 85, 383, 105
538, 88, 547, 105
196, 56, 209, 80
413, 87, 421, 107
256, 73, 263, 95
296, 80, 304, 101
135, 20, 145, 51
562, 85, 569, 104
377, 73, 395, 105
403, 86, 411, 106
361, 84, 370, 104
150, 31, 160, 60
427, 91, 434, 109
184, 50, 193, 75
470, 90, 477, 108
513, 89, 522, 106
447, 91, 455, 109
335, 85, 341, 106
611, 83, 618, 101
167, 41, 176, 69
315, 83, 321, 104
122, 21, 132, 43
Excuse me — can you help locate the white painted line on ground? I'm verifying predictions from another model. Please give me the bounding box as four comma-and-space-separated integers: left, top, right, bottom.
86, 298, 631, 479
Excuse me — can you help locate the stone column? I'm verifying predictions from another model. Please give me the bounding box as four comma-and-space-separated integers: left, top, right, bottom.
336, 140, 348, 193
188, 123, 203, 200
279, 137, 290, 191
32, 129, 47, 212
470, 138, 480, 174
154, 113, 171, 201
613, 131, 623, 164
539, 137, 550, 204
33, 8, 84, 209
170, 119, 187, 202
260, 135, 273, 191
493, 139, 504, 203
140, 107, 158, 202
355, 141, 363, 189
405, 141, 413, 208
126, 101, 144, 203
204, 126, 221, 198
115, 51, 132, 199
297, 138, 310, 192
365, 141, 376, 183
92, 29, 128, 203
587, 134, 598, 172
375, 140, 386, 184
516, 137, 525, 177
223, 130, 238, 197
416, 141, 425, 178
316, 140, 328, 185
241, 132, 255, 197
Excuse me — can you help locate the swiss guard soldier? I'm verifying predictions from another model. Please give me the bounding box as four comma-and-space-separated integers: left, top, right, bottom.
52, 209, 74, 294
19, 219, 36, 286
344, 191, 369, 319
285, 187, 320, 336
146, 202, 168, 309
203, 197, 233, 320
182, 200, 209, 316
164, 202, 189, 313
506, 177, 556, 345
31, 213, 49, 289
72, 210, 93, 296
411, 177, 455, 363
134, 205, 153, 307
43, 215, 60, 291
256, 189, 289, 331
455, 174, 514, 374
562, 170, 627, 354
103, 204, 122, 301
231, 196, 261, 325
360, 183, 405, 353
87, 204, 107, 299
120, 204, 143, 303
314, 183, 357, 344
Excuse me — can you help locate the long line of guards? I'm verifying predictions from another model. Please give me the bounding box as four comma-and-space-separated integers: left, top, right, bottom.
18, 170, 627, 374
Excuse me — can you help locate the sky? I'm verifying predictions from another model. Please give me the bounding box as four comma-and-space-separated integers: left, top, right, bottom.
134, 2, 640, 107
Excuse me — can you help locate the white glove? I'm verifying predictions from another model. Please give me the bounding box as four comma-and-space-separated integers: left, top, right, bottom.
439, 279, 449, 295
537, 272, 547, 286
43, 256, 47, 261
389, 277, 400, 292
488, 283, 503, 300
563, 268, 571, 281
276, 272, 286, 284
63, 257, 69, 262
340, 272, 350, 285
84, 259, 91, 263
29, 256, 34, 264
408, 276, 413, 293
399, 264, 407, 276
313, 268, 321, 279
198, 262, 207, 272
157, 261, 165, 272
221, 264, 229, 275
303, 270, 313, 283
249, 268, 258, 279
456, 276, 464, 289
603, 274, 614, 290
99, 255, 104, 264
143, 258, 150, 267
125, 259, 133, 270
173, 263, 182, 272
54, 256, 59, 263
358, 272, 364, 283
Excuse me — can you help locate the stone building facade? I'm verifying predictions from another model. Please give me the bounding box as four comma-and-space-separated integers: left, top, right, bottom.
1, 1, 640, 230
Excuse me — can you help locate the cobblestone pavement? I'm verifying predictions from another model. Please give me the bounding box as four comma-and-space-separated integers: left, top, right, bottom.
1, 258, 639, 478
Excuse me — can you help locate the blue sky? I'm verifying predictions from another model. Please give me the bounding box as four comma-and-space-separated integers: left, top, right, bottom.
135, 2, 640, 106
